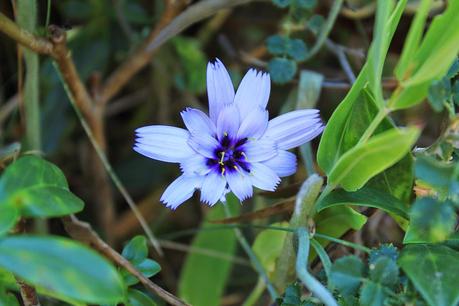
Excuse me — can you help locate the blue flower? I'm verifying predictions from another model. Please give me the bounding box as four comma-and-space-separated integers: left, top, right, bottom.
134, 59, 324, 209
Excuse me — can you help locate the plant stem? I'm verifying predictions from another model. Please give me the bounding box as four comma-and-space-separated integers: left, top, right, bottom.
296, 227, 338, 306
314, 233, 371, 253
223, 202, 279, 300
356, 107, 388, 146
15, 278, 41, 306
304, 0, 344, 61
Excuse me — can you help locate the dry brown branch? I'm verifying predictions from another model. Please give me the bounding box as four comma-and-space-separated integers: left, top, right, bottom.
61, 215, 189, 306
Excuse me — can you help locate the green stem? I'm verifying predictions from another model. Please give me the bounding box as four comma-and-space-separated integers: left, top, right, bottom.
314, 233, 371, 253
304, 0, 344, 61
356, 107, 388, 146
296, 227, 338, 306
242, 277, 266, 306
52, 63, 163, 256
223, 202, 279, 300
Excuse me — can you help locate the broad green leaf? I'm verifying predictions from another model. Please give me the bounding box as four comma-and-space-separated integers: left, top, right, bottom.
178, 197, 239, 306
268, 58, 297, 84
395, 0, 432, 79
0, 287, 19, 306
122, 235, 148, 265
328, 127, 420, 191
399, 245, 459, 306
403, 1, 459, 87
359, 281, 386, 306
315, 187, 409, 219
252, 222, 288, 274
286, 39, 307, 62
317, 68, 368, 174
127, 289, 157, 306
0, 206, 18, 236
0, 156, 84, 217
404, 198, 456, 243
369, 257, 398, 287
266, 35, 289, 55
415, 156, 458, 195
389, 80, 431, 110
329, 256, 364, 296
369, 244, 398, 265
0, 236, 125, 304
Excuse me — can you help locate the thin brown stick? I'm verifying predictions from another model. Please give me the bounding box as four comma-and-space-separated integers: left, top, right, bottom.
16, 278, 41, 306
98, 0, 187, 105
61, 215, 189, 306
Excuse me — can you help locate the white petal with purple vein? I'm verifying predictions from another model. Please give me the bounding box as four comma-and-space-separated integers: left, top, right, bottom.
134, 126, 194, 163
262, 150, 297, 177
160, 175, 203, 209
243, 139, 277, 162
234, 69, 270, 119
263, 109, 324, 150
200, 171, 227, 206
207, 59, 235, 123
250, 163, 280, 191
226, 171, 253, 202
181, 108, 216, 137
237, 108, 269, 139
217, 105, 240, 140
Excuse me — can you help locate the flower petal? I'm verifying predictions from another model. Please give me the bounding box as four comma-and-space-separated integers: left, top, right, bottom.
243, 139, 277, 162
226, 171, 253, 202
237, 108, 269, 139
160, 175, 203, 209
134, 126, 194, 163
188, 134, 219, 159
180, 154, 211, 176
207, 59, 235, 123
181, 107, 216, 137
263, 109, 324, 150
262, 150, 297, 177
217, 105, 240, 140
250, 163, 280, 191
200, 171, 227, 206
234, 69, 271, 120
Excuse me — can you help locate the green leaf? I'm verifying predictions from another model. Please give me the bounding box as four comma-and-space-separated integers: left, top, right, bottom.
266, 35, 289, 55
404, 197, 456, 243
268, 58, 297, 84
415, 156, 457, 194
296, 0, 317, 9
369, 244, 399, 265
122, 259, 161, 286
280, 283, 302, 306
315, 187, 409, 219
286, 39, 307, 62
122, 235, 148, 265
0, 236, 125, 304
307, 15, 324, 35
0, 206, 18, 236
446, 57, 459, 78
252, 222, 288, 273
395, 0, 432, 80
0, 156, 84, 217
369, 257, 399, 287
359, 281, 386, 306
329, 256, 364, 296
0, 287, 19, 306
427, 78, 451, 112
328, 127, 420, 191
452, 80, 459, 105
399, 244, 459, 306
127, 289, 157, 306
178, 199, 239, 306
403, 1, 459, 87
272, 0, 290, 8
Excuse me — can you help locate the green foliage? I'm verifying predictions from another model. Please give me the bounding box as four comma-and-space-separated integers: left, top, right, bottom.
415, 156, 459, 199
121, 236, 161, 286
359, 282, 386, 306
404, 197, 456, 243
315, 187, 409, 219
0, 287, 19, 306
272, 0, 291, 8
178, 198, 239, 306
0, 236, 125, 304
307, 15, 324, 35
399, 245, 459, 306
127, 289, 157, 306
368, 244, 398, 265
369, 257, 398, 287
268, 58, 297, 84
277, 282, 313, 306
252, 222, 288, 274
266, 35, 289, 55
0, 156, 84, 221
329, 256, 364, 296
328, 127, 420, 191
286, 39, 308, 61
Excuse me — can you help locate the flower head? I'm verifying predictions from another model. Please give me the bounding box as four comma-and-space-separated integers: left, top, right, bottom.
134, 59, 324, 209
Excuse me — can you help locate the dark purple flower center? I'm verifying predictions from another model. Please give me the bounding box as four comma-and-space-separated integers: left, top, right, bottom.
206, 135, 250, 175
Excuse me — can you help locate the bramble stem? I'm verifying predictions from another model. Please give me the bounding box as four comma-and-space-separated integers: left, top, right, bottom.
296, 227, 338, 306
